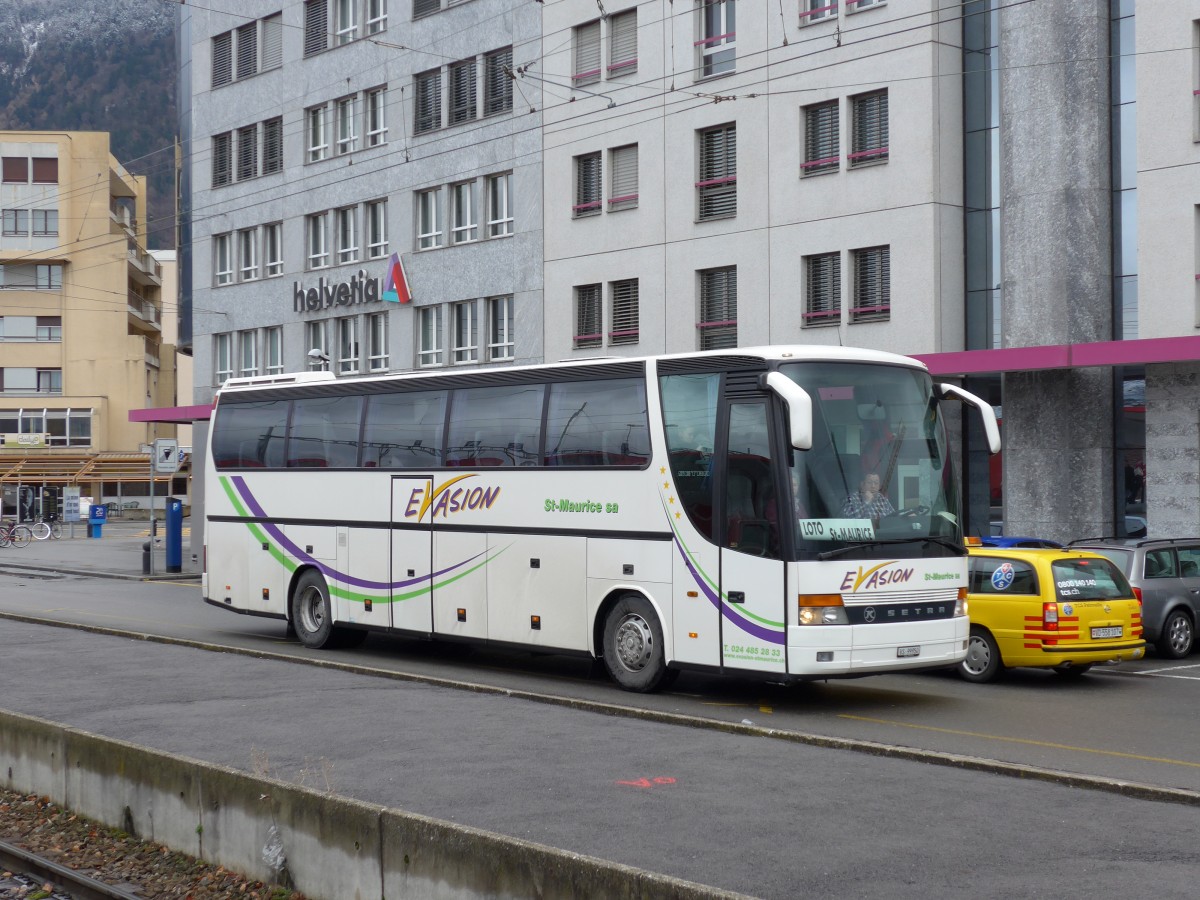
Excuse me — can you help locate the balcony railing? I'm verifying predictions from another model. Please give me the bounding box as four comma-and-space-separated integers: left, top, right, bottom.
127, 292, 162, 328
126, 239, 162, 281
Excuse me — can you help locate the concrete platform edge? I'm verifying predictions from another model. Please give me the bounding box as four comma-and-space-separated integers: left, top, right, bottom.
0, 707, 747, 900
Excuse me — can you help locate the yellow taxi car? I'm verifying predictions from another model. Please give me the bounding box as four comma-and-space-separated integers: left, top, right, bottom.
960, 546, 1146, 683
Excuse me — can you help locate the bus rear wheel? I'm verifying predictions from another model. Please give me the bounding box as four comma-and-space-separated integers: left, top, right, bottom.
602, 594, 674, 693
292, 569, 335, 649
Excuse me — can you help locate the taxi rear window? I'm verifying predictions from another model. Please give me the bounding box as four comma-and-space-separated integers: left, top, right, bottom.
1051, 557, 1132, 601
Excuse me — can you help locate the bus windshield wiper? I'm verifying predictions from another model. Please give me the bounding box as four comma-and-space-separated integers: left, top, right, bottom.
817, 536, 964, 561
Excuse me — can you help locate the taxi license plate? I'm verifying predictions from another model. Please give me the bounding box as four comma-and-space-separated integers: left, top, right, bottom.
1091, 626, 1123, 639
897, 646, 920, 658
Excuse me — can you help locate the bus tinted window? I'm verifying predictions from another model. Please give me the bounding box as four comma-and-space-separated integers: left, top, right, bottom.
288, 395, 363, 468
545, 378, 650, 467
362, 390, 447, 468
447, 384, 544, 467
211, 400, 290, 469
659, 373, 720, 539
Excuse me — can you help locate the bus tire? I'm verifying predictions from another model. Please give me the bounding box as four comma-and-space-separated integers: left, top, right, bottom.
292, 569, 335, 649
602, 594, 672, 693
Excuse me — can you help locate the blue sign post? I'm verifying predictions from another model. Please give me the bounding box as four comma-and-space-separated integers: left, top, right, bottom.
165, 497, 183, 573
87, 503, 108, 539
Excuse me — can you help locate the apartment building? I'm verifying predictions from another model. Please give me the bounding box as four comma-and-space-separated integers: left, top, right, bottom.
180, 0, 1200, 541
0, 131, 179, 518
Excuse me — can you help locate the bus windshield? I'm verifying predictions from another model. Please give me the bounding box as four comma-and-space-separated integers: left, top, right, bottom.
778, 362, 962, 556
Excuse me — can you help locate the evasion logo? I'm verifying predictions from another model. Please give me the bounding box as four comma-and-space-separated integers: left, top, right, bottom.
404, 474, 501, 520
840, 561, 916, 592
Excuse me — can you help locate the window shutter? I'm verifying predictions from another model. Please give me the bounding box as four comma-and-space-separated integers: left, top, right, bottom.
30, 157, 58, 184
574, 21, 601, 85
804, 101, 839, 173
262, 14, 283, 70
575, 284, 602, 348
262, 118, 283, 174
414, 0, 440, 18
485, 47, 513, 115
304, 0, 328, 57
851, 246, 890, 322
212, 32, 232, 87
697, 125, 736, 220
610, 279, 639, 345
699, 267, 737, 350
574, 153, 602, 215
236, 22, 258, 79
852, 90, 889, 163
449, 60, 477, 124
212, 133, 232, 186
608, 10, 638, 74
237, 125, 258, 180
805, 253, 841, 323
415, 70, 442, 133
609, 144, 638, 210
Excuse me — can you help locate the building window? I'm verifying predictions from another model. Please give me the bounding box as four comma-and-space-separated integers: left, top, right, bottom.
212, 31, 232, 87
336, 96, 359, 155
307, 213, 330, 269
487, 295, 514, 361
214, 233, 233, 286
335, 0, 358, 44
452, 301, 479, 363
450, 181, 478, 244
609, 144, 638, 211
1, 157, 27, 183
367, 312, 389, 370
238, 330, 258, 377
366, 200, 388, 258
32, 210, 58, 236
337, 316, 360, 373
609, 9, 638, 76
449, 59, 477, 124
417, 188, 442, 249
698, 266, 737, 349
801, 0, 837, 24
574, 20, 601, 86
307, 321, 330, 370
265, 326, 284, 375
575, 284, 602, 349
850, 89, 889, 166
262, 14, 283, 69
415, 69, 442, 134
575, 152, 602, 217
36, 368, 62, 394
610, 279, 639, 345
2, 210, 28, 236
804, 252, 841, 325
486, 173, 513, 237
698, 0, 736, 77
37, 317, 62, 341
803, 100, 839, 175
414, 0, 440, 18
366, 0, 387, 34
484, 47, 513, 115
307, 106, 328, 162
237, 124, 258, 181
264, 222, 283, 276
336, 206, 359, 264
366, 87, 388, 146
236, 21, 258, 79
262, 117, 283, 174
851, 246, 890, 322
697, 124, 736, 220
35, 265, 62, 290
212, 133, 232, 186
304, 0, 329, 56
418, 306, 443, 366
238, 228, 259, 281
215, 333, 233, 385
847, 0, 883, 10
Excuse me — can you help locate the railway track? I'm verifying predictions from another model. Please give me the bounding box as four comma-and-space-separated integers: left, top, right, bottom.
0, 838, 141, 900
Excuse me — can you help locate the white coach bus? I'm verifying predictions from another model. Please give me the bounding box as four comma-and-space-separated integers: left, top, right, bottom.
203, 346, 1000, 692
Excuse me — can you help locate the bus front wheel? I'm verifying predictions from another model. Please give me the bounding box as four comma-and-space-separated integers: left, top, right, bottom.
292, 569, 334, 649
602, 594, 674, 693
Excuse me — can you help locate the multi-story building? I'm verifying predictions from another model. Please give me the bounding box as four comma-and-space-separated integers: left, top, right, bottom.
0, 131, 180, 519
179, 0, 1200, 542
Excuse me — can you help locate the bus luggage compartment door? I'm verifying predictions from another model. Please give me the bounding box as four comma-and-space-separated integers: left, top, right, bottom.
390, 477, 434, 633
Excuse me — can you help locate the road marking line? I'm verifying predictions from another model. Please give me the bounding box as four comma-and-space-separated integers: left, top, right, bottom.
838, 714, 1200, 769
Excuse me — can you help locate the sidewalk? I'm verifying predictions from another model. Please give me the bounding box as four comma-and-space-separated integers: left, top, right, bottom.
0, 517, 199, 581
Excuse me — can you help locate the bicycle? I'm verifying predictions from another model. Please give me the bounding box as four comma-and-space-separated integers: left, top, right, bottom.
0, 519, 32, 548
29, 514, 62, 541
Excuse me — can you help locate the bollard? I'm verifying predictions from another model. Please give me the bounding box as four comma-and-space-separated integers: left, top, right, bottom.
142, 541, 151, 576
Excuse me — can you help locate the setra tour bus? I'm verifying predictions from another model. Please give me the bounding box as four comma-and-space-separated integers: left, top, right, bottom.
203, 345, 1000, 692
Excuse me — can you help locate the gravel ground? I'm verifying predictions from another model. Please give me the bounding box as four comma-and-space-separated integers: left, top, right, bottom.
0, 789, 306, 899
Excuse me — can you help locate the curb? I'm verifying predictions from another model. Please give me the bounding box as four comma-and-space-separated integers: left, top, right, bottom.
0, 561, 200, 582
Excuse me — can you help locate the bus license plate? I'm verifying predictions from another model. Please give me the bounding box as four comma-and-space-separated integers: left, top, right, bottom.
1091, 626, 1123, 639
897, 646, 920, 658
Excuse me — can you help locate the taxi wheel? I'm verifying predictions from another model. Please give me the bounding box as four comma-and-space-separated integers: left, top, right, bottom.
1158, 610, 1194, 659
1052, 663, 1093, 678
959, 626, 1002, 684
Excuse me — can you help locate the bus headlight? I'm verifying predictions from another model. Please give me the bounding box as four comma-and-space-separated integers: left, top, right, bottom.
955, 587, 968, 617
798, 594, 849, 625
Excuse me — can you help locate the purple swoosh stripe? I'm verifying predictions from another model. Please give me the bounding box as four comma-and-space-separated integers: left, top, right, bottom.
674, 533, 783, 644
230, 476, 483, 590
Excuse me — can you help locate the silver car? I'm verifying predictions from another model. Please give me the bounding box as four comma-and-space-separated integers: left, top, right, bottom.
1067, 538, 1200, 658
